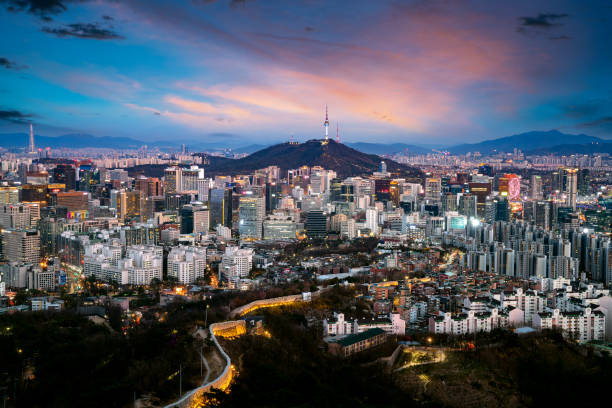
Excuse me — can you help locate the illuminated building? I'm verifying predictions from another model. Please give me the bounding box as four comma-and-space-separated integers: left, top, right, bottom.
238, 195, 265, 240
498, 174, 520, 201
167, 246, 207, 284
163, 166, 181, 194
180, 204, 210, 234
54, 191, 89, 212
425, 178, 441, 202
210, 188, 233, 228
0, 186, 19, 204
2, 229, 40, 264
374, 178, 391, 202
52, 164, 77, 190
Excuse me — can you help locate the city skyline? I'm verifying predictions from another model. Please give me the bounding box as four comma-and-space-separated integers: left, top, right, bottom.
2, 1, 612, 144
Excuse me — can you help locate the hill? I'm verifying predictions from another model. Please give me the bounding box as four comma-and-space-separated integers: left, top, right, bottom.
202, 139, 423, 178
448, 130, 603, 155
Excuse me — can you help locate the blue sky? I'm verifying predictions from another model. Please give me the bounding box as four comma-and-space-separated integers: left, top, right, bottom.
1, 0, 612, 146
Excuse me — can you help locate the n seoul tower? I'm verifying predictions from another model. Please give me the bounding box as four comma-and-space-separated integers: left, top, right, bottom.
324, 104, 329, 141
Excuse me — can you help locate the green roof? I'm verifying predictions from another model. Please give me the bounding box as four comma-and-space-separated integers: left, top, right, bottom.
336, 328, 385, 347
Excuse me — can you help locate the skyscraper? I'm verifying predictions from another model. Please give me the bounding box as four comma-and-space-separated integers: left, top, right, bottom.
29, 123, 35, 154
425, 178, 442, 202
210, 188, 232, 228
562, 168, 578, 210
163, 167, 182, 194
53, 164, 76, 190
530, 175, 543, 200
238, 195, 265, 240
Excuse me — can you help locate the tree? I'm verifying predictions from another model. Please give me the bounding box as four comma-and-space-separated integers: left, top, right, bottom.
13, 289, 29, 306
108, 304, 124, 332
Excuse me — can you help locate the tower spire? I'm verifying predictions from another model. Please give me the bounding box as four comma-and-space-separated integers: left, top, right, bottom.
29, 122, 35, 154
323, 104, 329, 141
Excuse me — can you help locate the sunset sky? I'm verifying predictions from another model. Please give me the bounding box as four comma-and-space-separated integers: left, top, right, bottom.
1, 0, 612, 145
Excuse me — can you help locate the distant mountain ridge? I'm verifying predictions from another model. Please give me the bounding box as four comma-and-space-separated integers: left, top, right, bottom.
0, 132, 269, 153
448, 130, 604, 154
4, 130, 610, 157
0, 133, 143, 149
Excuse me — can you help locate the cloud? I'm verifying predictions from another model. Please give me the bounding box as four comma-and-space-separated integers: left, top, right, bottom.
1, 0, 68, 21
0, 109, 33, 124
0, 57, 28, 70
124, 103, 161, 116
519, 13, 568, 28
42, 22, 124, 40
193, 0, 251, 7
562, 99, 611, 119
165, 95, 251, 119
102, 14, 113, 21
549, 35, 570, 40
576, 116, 612, 131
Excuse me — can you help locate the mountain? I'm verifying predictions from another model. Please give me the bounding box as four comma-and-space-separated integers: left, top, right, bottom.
526, 142, 612, 156
0, 132, 270, 152
0, 132, 144, 149
202, 139, 423, 178
347, 142, 431, 155
448, 130, 604, 155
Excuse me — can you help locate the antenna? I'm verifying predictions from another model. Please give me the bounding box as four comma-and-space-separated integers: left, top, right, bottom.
336, 122, 339, 143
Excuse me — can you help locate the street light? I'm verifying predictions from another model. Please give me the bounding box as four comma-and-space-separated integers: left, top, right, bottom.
205, 304, 210, 329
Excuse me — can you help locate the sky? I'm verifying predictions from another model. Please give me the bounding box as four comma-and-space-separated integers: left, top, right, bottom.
1, 0, 612, 147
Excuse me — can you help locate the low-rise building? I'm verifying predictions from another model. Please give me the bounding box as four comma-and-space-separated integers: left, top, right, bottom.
327, 328, 387, 357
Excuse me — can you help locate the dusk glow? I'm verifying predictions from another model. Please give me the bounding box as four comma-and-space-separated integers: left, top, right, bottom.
2, 1, 612, 144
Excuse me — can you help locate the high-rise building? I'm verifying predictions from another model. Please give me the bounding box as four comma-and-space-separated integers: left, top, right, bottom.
379, 161, 387, 174
306, 209, 327, 239
2, 229, 40, 264
374, 179, 391, 202
459, 194, 478, 218
210, 188, 232, 228
180, 204, 210, 234
29, 123, 35, 154
167, 246, 207, 284
577, 169, 590, 196
181, 166, 204, 192
53, 164, 76, 190
238, 195, 265, 240
265, 182, 282, 213
425, 178, 442, 202
54, 191, 90, 212
0, 204, 32, 230
0, 186, 19, 205
561, 168, 578, 210
365, 207, 379, 234
534, 201, 551, 230
135, 177, 163, 197
498, 174, 520, 201
530, 175, 543, 200
495, 197, 510, 222
163, 167, 182, 194
468, 181, 491, 216
219, 246, 253, 283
